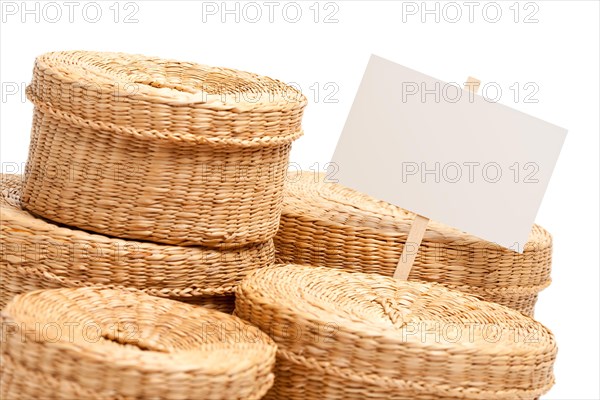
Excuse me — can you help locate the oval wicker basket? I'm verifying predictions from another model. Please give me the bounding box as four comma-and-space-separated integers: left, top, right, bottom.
1, 287, 277, 400
22, 50, 307, 247
274, 172, 553, 316
235, 265, 557, 400
1, 174, 274, 313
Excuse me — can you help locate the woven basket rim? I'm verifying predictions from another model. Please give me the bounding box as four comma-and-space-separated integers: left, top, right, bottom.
278, 262, 552, 296
25, 86, 304, 148
273, 347, 555, 400
283, 171, 553, 248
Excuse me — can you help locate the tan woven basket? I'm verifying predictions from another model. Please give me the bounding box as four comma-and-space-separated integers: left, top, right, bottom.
22, 50, 307, 247
235, 265, 557, 400
1, 174, 274, 313
1, 287, 277, 400
274, 172, 553, 316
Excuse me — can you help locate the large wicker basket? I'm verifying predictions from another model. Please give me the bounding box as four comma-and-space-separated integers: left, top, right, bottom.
235, 265, 557, 400
1, 174, 274, 313
274, 172, 553, 316
22, 50, 307, 247
1, 287, 277, 400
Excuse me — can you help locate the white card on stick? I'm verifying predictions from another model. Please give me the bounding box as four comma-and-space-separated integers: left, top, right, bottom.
331, 55, 567, 252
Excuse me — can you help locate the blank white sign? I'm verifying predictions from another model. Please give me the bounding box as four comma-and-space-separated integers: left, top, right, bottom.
331, 55, 567, 252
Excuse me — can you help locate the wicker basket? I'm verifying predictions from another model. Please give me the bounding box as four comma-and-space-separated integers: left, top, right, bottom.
1, 174, 274, 313
274, 172, 553, 316
1, 287, 277, 400
235, 265, 557, 400
22, 50, 307, 247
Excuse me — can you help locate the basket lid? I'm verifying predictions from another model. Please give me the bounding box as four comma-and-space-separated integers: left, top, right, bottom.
236, 264, 557, 399
33, 51, 306, 108
2, 287, 275, 370
1, 287, 276, 398
27, 51, 306, 145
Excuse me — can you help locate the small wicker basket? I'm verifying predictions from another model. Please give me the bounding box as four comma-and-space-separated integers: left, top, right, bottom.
22, 50, 307, 247
275, 172, 553, 316
235, 265, 557, 400
1, 287, 277, 400
1, 174, 274, 313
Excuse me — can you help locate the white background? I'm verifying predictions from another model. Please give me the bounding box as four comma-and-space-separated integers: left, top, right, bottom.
1, 1, 598, 398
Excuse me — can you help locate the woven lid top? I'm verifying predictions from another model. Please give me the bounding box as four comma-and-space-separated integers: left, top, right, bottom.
283, 172, 552, 249
2, 287, 275, 372
0, 174, 274, 295
33, 51, 306, 108
236, 265, 557, 398
27, 51, 306, 145
239, 265, 555, 353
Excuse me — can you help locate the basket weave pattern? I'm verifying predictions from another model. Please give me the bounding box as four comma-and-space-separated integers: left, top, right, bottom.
3, 49, 561, 399
274, 172, 553, 316
22, 51, 307, 247
235, 265, 557, 400
1, 287, 277, 400
1, 174, 275, 313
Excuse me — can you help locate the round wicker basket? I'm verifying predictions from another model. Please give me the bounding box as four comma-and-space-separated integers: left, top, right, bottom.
1, 174, 274, 313
22, 50, 307, 247
235, 265, 557, 400
274, 172, 553, 316
1, 287, 277, 400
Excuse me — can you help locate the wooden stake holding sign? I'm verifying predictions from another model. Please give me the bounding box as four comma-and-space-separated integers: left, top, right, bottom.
392, 214, 429, 280
393, 77, 481, 281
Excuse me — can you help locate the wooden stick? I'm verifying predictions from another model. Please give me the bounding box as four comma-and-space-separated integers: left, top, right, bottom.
393, 214, 429, 280
393, 76, 481, 281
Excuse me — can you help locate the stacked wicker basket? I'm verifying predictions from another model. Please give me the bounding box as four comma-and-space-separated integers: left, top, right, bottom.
236, 265, 558, 400
274, 172, 553, 317
1, 50, 307, 312
2, 287, 277, 400
0, 173, 274, 312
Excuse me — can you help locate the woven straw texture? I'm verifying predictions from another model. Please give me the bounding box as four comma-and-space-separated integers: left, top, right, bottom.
274, 172, 553, 316
235, 265, 557, 400
1, 174, 274, 313
1, 287, 277, 400
22, 50, 307, 247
